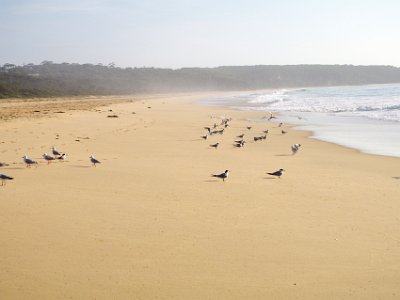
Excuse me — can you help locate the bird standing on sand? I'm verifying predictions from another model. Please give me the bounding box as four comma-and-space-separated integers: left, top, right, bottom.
201, 135, 208, 140
291, 144, 301, 155
246, 126, 252, 130
22, 155, 38, 168
43, 153, 55, 164
210, 142, 219, 149
52, 146, 61, 156
211, 170, 230, 181
0, 173, 13, 186
90, 155, 101, 167
267, 169, 285, 178
281, 130, 287, 134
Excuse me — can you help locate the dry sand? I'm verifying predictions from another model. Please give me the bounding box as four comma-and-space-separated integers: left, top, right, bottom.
1, 93, 400, 299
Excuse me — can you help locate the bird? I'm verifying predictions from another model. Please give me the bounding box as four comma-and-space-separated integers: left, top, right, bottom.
278, 122, 283, 127
0, 161, 10, 167
210, 143, 219, 149
246, 126, 252, 130
57, 153, 67, 160
204, 127, 212, 135
263, 130, 269, 134
90, 155, 101, 167
211, 170, 229, 181
42, 153, 55, 164
237, 134, 245, 139
22, 155, 38, 168
0, 173, 13, 186
266, 169, 285, 178
291, 144, 301, 155
234, 140, 245, 148
281, 130, 287, 134
52, 146, 61, 156
201, 135, 208, 140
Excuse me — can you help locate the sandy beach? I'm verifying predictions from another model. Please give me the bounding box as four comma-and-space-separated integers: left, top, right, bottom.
1, 93, 400, 299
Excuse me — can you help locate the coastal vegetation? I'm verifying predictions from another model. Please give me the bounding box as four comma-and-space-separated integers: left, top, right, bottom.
2, 62, 400, 98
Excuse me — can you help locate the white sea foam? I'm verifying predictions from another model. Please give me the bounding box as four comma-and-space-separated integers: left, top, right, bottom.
201, 84, 400, 157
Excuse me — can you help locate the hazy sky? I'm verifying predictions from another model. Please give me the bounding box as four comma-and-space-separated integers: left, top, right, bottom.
1, 0, 400, 68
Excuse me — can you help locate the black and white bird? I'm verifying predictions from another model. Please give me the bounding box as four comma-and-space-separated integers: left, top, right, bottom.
0, 161, 10, 167
0, 173, 13, 186
210, 142, 220, 149
57, 153, 67, 160
22, 155, 38, 168
211, 170, 230, 181
90, 155, 101, 167
52, 146, 61, 156
43, 153, 56, 164
266, 169, 285, 178
234, 140, 246, 148
291, 144, 301, 155
204, 127, 212, 135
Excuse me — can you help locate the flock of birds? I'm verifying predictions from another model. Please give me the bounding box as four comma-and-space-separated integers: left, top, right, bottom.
0, 146, 102, 186
1, 111, 302, 186
206, 114, 302, 182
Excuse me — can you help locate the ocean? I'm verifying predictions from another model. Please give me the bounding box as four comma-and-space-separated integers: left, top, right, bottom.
201, 84, 400, 158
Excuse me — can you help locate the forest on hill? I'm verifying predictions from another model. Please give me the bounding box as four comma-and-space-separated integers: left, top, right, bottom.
1, 62, 400, 98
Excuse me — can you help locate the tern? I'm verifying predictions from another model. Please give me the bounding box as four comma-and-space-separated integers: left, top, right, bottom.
0, 173, 13, 186
211, 170, 230, 181
210, 143, 219, 149
267, 169, 285, 178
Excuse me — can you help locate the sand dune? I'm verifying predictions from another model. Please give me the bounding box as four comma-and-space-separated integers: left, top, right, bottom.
1, 94, 400, 299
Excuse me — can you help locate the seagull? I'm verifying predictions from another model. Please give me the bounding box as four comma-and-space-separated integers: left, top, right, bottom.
22, 155, 38, 168
52, 146, 61, 156
42, 153, 55, 164
90, 155, 101, 167
263, 130, 269, 134
211, 170, 229, 181
0, 173, 13, 186
210, 143, 219, 149
266, 169, 285, 178
57, 153, 67, 160
0, 161, 10, 167
234, 140, 246, 148
291, 144, 301, 155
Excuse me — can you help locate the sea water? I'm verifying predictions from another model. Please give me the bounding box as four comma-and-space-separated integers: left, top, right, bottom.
201, 84, 400, 157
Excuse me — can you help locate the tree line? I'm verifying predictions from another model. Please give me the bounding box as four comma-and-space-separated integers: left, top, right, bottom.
1, 62, 400, 98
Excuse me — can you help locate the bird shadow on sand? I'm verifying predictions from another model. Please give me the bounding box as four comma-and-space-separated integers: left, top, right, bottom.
263, 177, 278, 180
275, 154, 292, 157
204, 179, 222, 183
2, 167, 25, 170
393, 176, 400, 180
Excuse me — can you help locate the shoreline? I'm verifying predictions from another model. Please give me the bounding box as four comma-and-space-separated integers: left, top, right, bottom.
1, 93, 400, 299
198, 86, 400, 159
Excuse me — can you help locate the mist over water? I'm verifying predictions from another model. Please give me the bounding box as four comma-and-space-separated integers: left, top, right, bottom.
202, 84, 400, 157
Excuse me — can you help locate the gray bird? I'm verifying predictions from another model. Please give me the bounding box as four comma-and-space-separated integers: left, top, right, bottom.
90, 155, 101, 167
291, 144, 301, 155
52, 146, 61, 156
22, 155, 38, 168
43, 153, 55, 164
